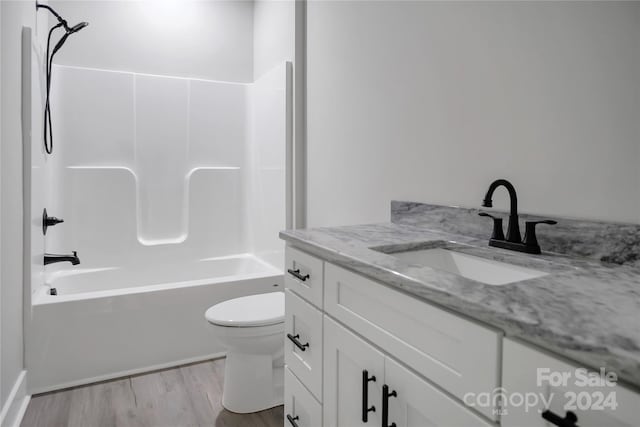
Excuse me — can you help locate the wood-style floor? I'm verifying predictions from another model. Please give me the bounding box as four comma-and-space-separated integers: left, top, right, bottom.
21, 359, 283, 427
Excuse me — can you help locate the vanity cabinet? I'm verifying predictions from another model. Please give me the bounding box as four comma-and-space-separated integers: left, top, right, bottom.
283, 245, 640, 427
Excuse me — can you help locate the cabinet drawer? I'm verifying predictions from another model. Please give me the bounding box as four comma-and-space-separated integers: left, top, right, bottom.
285, 246, 324, 308
324, 263, 501, 421
285, 289, 323, 401
502, 338, 640, 427
285, 366, 322, 427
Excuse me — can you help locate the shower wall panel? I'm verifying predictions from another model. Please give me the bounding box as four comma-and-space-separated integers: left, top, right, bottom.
135, 75, 189, 244
47, 64, 287, 273
51, 67, 135, 167
248, 63, 290, 267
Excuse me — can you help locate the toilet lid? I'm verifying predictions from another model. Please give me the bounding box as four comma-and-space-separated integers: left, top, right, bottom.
205, 292, 285, 327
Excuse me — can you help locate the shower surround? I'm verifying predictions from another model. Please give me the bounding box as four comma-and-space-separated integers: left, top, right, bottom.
27, 63, 290, 392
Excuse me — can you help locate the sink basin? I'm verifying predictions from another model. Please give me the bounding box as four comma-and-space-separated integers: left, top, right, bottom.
385, 248, 547, 285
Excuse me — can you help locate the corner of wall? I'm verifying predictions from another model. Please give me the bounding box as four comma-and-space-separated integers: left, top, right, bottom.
0, 370, 30, 427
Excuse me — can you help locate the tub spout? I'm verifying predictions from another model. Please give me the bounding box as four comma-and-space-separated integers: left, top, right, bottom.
44, 251, 80, 265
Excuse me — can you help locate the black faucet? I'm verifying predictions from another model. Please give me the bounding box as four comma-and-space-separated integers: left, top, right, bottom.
479, 179, 556, 254
44, 251, 80, 265
482, 179, 521, 243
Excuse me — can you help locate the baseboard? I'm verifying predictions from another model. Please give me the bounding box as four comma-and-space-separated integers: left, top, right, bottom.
30, 352, 225, 395
0, 370, 30, 427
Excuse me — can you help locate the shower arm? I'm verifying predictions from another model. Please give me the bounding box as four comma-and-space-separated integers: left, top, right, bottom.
36, 3, 70, 31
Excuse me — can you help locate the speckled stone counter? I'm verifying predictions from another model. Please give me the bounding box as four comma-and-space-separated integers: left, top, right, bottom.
279, 203, 640, 390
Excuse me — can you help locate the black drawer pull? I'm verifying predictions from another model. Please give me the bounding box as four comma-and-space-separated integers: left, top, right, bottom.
287, 333, 310, 351
381, 384, 397, 427
286, 414, 300, 427
287, 268, 310, 282
542, 410, 579, 427
362, 370, 376, 422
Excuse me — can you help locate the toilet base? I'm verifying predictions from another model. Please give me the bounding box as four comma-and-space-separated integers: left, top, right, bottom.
222, 352, 284, 413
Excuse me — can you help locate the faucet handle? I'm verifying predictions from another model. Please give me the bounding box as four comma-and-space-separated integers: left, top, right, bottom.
523, 219, 557, 253
478, 211, 505, 241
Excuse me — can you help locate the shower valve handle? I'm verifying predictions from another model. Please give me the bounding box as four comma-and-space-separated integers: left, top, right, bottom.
43, 208, 64, 235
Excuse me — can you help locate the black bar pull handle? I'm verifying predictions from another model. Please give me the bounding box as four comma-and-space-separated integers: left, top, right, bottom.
287, 333, 310, 351
287, 268, 310, 282
541, 410, 579, 427
362, 370, 376, 422
286, 414, 300, 427
381, 384, 397, 427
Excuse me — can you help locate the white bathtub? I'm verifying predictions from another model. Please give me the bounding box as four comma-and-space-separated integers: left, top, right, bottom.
27, 254, 283, 393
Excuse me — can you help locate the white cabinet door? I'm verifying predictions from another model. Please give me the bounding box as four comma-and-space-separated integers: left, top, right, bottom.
384, 357, 493, 427
502, 338, 640, 427
323, 316, 385, 427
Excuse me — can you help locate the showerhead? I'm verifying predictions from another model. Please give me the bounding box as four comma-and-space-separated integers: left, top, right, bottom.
68, 22, 89, 34
51, 22, 88, 57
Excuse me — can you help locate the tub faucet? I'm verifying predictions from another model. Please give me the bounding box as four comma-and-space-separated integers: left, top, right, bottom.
479, 179, 556, 254
44, 251, 80, 265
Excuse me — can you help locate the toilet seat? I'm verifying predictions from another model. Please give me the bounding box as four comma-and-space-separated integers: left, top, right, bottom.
205, 292, 284, 327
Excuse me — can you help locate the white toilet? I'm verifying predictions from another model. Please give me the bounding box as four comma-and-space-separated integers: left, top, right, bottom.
205, 292, 285, 414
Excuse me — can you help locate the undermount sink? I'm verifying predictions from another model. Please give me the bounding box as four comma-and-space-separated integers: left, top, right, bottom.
382, 247, 548, 286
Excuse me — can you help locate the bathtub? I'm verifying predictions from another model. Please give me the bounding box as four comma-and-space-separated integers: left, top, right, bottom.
26, 254, 283, 393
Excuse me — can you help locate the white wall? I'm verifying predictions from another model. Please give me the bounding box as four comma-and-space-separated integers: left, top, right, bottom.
1, 0, 47, 415
49, 0, 254, 82
1, 0, 28, 409
0, 0, 3, 410
307, 1, 640, 227
253, 0, 294, 80
253, 0, 302, 230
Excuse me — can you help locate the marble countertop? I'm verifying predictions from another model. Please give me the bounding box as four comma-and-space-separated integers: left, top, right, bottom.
279, 222, 640, 391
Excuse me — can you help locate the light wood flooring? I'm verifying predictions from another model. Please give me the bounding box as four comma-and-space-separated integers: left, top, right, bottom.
21, 359, 283, 427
